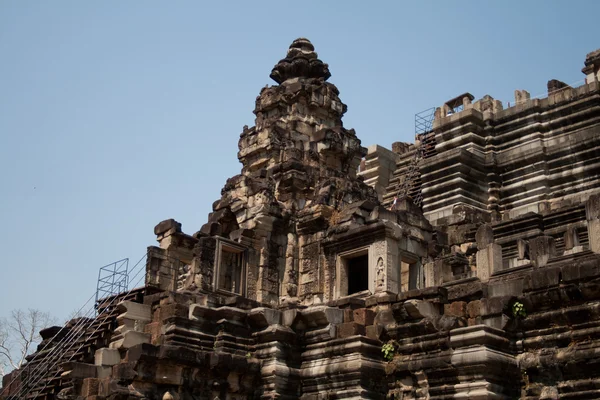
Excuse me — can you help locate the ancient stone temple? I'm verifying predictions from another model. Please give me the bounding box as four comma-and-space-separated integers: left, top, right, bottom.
3, 39, 600, 400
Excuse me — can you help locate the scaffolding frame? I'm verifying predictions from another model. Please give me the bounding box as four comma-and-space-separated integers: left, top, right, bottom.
95, 258, 129, 305
415, 107, 436, 136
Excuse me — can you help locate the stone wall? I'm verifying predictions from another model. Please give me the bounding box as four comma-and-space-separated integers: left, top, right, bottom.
5, 40, 600, 400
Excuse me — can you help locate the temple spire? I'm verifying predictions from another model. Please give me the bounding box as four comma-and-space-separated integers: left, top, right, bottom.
269, 38, 331, 84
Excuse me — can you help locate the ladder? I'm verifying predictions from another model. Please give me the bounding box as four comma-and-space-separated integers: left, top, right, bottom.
0, 255, 147, 400
391, 107, 436, 209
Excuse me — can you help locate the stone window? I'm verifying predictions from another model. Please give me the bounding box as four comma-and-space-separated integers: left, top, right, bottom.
336, 247, 372, 298
215, 239, 246, 295
401, 259, 423, 292
408, 262, 423, 290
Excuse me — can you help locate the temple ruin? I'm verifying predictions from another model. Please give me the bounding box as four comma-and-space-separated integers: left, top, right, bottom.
3, 38, 600, 400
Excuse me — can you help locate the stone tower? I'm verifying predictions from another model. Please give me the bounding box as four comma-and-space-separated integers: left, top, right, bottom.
196, 38, 381, 305
6, 40, 600, 400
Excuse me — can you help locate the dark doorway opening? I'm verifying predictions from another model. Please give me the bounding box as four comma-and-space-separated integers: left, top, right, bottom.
409, 263, 419, 290
347, 254, 369, 295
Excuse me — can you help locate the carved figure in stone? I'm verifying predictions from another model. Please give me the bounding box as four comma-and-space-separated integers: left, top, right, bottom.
253, 191, 268, 214
177, 263, 191, 290
260, 241, 269, 266
376, 257, 385, 289
286, 268, 298, 297
284, 233, 299, 297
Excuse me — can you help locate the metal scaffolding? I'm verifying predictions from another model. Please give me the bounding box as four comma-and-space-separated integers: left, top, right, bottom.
95, 258, 129, 305
414, 107, 436, 136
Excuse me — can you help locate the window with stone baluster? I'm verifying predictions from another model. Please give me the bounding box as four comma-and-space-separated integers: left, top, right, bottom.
214, 239, 246, 296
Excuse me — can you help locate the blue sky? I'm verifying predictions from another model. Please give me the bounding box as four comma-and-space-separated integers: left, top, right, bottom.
0, 1, 598, 323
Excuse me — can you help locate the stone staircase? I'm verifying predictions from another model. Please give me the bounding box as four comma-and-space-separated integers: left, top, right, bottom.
4, 289, 146, 400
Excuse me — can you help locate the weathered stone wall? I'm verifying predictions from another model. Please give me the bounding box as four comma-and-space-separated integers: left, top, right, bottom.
382, 77, 600, 225
5, 40, 600, 400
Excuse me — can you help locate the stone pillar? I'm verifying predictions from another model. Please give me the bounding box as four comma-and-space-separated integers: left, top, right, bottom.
547, 79, 569, 94
392, 141, 410, 155
564, 224, 583, 255
517, 239, 528, 261
372, 238, 396, 294
441, 103, 452, 117
358, 145, 401, 202
449, 325, 519, 398
513, 238, 530, 267
529, 236, 556, 268
462, 94, 472, 108
475, 224, 502, 281
283, 233, 298, 299
586, 194, 600, 253
424, 259, 452, 287
154, 219, 182, 249
188, 237, 216, 292
146, 246, 181, 292
582, 49, 600, 84
424, 262, 438, 288
514, 89, 531, 105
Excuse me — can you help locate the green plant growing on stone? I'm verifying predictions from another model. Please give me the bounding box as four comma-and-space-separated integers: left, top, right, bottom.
382, 342, 396, 361
246, 351, 252, 359
512, 301, 527, 319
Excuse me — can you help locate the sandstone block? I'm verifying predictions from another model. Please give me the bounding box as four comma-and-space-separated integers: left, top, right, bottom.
301, 306, 344, 326
144, 322, 162, 344
586, 193, 600, 220
403, 300, 439, 320
117, 301, 152, 323
61, 362, 98, 379
110, 331, 151, 350
282, 309, 298, 327
248, 307, 281, 328
517, 239, 528, 260
480, 296, 511, 315
343, 309, 353, 322
353, 308, 375, 326
365, 324, 384, 340
476, 243, 502, 281
475, 224, 494, 250
564, 225, 580, 250
488, 280, 524, 297
482, 314, 510, 330
588, 220, 600, 253
154, 219, 182, 236
465, 297, 485, 317
444, 301, 467, 318
81, 378, 99, 397
96, 366, 112, 379
523, 267, 560, 291
97, 377, 112, 397
529, 236, 556, 267
156, 363, 183, 385
112, 362, 137, 381
95, 348, 120, 366
158, 303, 189, 321
337, 322, 365, 338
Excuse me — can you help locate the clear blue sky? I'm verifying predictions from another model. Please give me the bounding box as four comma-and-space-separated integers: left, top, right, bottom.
1, 1, 598, 323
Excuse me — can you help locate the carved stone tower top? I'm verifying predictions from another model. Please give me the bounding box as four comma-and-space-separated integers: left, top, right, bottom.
269, 38, 331, 84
